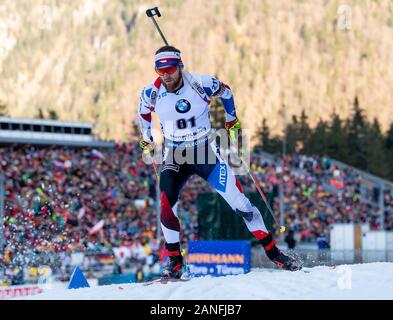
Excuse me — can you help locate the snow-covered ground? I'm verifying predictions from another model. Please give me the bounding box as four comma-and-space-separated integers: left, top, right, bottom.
20, 263, 393, 300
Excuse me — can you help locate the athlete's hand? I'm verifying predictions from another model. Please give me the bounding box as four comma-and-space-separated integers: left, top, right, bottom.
225, 118, 241, 144
139, 139, 155, 155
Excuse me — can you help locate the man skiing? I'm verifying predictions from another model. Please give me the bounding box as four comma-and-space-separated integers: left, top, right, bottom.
137, 45, 301, 279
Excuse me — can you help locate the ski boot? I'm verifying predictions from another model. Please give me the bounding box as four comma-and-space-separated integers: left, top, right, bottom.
259, 231, 302, 271
271, 250, 302, 271
161, 242, 184, 280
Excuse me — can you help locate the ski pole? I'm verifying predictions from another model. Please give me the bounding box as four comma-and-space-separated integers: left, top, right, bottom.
146, 7, 169, 45
239, 154, 286, 233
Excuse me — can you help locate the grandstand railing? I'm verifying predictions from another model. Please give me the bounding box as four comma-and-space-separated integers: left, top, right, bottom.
251, 247, 393, 268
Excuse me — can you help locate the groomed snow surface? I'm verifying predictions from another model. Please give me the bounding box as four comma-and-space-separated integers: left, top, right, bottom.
21, 262, 393, 300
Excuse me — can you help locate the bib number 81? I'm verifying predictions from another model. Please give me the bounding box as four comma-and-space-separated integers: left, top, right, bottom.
177, 116, 196, 129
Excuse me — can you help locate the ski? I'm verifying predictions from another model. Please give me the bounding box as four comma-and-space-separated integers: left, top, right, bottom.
294, 261, 305, 271
142, 277, 192, 286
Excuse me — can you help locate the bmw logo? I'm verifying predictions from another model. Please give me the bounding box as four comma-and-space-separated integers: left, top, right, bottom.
175, 99, 191, 113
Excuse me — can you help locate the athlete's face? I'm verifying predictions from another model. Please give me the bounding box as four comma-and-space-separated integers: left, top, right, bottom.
159, 66, 181, 85
158, 66, 182, 92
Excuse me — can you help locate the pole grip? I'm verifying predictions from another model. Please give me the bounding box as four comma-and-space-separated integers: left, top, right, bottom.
146, 7, 161, 18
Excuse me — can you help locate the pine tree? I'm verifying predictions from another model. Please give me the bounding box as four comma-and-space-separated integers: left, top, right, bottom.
326, 111, 348, 161
36, 108, 45, 119
308, 119, 328, 156
254, 118, 271, 152
48, 109, 59, 120
285, 115, 299, 154
386, 123, 393, 150
129, 118, 140, 142
385, 123, 393, 180
365, 118, 388, 177
253, 117, 284, 154
261, 118, 270, 150
298, 109, 312, 154
0, 101, 8, 116
345, 96, 369, 170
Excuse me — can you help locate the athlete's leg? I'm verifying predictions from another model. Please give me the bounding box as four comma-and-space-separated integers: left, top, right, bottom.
159, 163, 191, 244
196, 157, 273, 237
193, 141, 297, 267
194, 140, 269, 235
159, 145, 195, 278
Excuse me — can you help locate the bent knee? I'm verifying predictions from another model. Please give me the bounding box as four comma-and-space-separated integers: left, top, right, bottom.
232, 193, 254, 212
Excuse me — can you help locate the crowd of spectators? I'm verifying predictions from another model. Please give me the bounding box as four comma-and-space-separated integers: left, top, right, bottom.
0, 140, 204, 284
244, 152, 393, 241
1, 141, 392, 285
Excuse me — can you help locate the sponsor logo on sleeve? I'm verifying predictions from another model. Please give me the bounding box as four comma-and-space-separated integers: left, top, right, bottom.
219, 163, 227, 190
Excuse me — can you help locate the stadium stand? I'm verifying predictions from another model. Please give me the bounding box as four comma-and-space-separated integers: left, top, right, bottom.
0, 118, 392, 284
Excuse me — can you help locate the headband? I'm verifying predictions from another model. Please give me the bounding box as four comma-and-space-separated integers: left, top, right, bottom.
155, 51, 184, 69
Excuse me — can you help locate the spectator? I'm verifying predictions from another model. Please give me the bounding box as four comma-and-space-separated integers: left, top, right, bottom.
285, 229, 296, 249
317, 233, 330, 250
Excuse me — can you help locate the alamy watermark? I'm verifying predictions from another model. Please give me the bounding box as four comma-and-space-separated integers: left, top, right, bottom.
337, 4, 352, 30
336, 265, 352, 290
37, 5, 53, 31
141, 128, 251, 176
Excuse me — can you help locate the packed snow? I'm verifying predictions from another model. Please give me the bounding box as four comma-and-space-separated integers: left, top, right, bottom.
19, 263, 393, 300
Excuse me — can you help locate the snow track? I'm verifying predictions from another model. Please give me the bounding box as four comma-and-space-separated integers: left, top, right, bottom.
20, 263, 393, 300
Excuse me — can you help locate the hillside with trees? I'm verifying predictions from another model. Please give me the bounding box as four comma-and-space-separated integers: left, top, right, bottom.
1, 0, 392, 143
